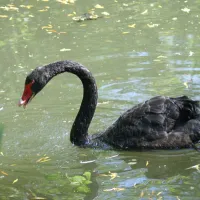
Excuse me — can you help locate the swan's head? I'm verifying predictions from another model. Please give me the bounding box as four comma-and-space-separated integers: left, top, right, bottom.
18, 67, 47, 108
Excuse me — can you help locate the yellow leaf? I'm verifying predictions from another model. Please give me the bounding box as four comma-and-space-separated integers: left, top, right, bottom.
184, 82, 188, 89
38, 9, 48, 12
12, 178, 18, 184
157, 192, 162, 196
20, 5, 33, 9
147, 23, 159, 28
146, 161, 149, 166
36, 156, 51, 163
141, 9, 148, 15
95, 4, 104, 9
0, 152, 4, 156
128, 24, 136, 28
123, 3, 128, 7
0, 170, 8, 176
140, 190, 144, 197
42, 25, 53, 29
122, 32, 129, 34
60, 48, 71, 52
0, 15, 8, 18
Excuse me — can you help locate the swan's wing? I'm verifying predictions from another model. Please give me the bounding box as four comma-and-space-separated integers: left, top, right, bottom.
102, 96, 200, 149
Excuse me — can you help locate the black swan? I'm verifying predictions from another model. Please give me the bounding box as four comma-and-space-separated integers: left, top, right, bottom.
18, 60, 200, 150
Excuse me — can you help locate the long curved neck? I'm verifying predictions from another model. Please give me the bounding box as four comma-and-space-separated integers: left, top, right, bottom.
43, 60, 98, 146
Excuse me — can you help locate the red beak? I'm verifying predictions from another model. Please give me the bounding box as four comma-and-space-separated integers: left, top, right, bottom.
18, 80, 35, 108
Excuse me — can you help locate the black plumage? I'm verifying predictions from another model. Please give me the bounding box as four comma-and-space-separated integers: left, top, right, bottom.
19, 60, 200, 150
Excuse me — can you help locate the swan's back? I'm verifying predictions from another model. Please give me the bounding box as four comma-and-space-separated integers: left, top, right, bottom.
98, 96, 200, 149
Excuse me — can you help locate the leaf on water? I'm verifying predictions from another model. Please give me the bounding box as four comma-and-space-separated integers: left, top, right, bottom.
60, 48, 71, 52
41, 24, 53, 29
0, 152, 4, 156
122, 32, 129, 34
141, 9, 148, 15
189, 51, 194, 56
36, 156, 51, 163
68, 12, 76, 16
104, 187, 125, 192
147, 23, 159, 28
157, 55, 167, 58
0, 15, 8, 18
38, 7, 49, 12
12, 178, 18, 184
80, 24, 87, 27
0, 5, 19, 12
183, 82, 189, 89
157, 191, 162, 196
31, 197, 46, 200
80, 160, 95, 164
123, 3, 128, 7
0, 170, 8, 176
128, 24, 136, 28
46, 29, 57, 33
146, 161, 149, 166
20, 5, 33, 9
186, 164, 200, 170
101, 12, 110, 16
94, 4, 104, 9
83, 172, 91, 181
105, 154, 119, 159
181, 7, 190, 13
140, 190, 144, 197
58, 31, 67, 34
99, 171, 119, 180
128, 161, 137, 165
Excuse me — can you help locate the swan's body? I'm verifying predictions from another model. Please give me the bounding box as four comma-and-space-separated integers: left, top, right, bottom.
19, 60, 200, 150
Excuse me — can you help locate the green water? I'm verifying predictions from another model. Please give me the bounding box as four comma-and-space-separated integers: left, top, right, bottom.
0, 0, 200, 199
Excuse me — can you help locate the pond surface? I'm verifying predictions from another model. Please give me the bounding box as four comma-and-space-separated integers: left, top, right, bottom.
0, 0, 200, 199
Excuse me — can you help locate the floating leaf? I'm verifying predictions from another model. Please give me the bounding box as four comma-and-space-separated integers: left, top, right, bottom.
184, 82, 188, 89
186, 164, 200, 170
140, 190, 144, 197
95, 4, 104, 9
80, 160, 95, 164
36, 156, 51, 163
104, 187, 125, 192
0, 170, 8, 176
128, 24, 136, 28
157, 192, 162, 196
122, 32, 129, 34
147, 23, 159, 28
60, 48, 71, 52
0, 152, 4, 156
101, 12, 110, 16
83, 172, 91, 181
189, 51, 194, 56
146, 161, 149, 166
181, 7, 190, 13
20, 5, 33, 9
0, 15, 8, 18
141, 9, 148, 15
99, 171, 119, 180
41, 24, 52, 29
12, 178, 18, 184
123, 3, 128, 7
